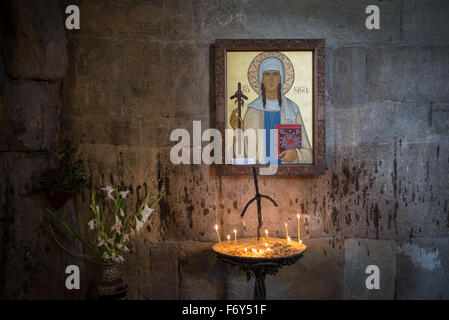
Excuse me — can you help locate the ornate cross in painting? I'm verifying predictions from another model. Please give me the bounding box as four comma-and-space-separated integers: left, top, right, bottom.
215, 39, 326, 176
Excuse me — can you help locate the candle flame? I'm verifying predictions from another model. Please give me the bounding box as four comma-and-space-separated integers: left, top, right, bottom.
285, 223, 288, 226
233, 229, 237, 234
227, 235, 230, 240
252, 249, 257, 254
215, 224, 218, 230
265, 243, 269, 247
244, 248, 247, 253
297, 214, 300, 219
265, 229, 268, 234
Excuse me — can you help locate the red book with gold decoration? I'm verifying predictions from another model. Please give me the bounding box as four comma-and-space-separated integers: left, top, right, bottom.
275, 124, 302, 157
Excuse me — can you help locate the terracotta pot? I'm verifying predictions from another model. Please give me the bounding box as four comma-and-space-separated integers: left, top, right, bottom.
96, 263, 128, 300
44, 188, 75, 210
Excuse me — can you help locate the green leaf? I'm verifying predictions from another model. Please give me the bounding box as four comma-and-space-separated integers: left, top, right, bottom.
149, 193, 165, 209
48, 224, 100, 260
46, 208, 98, 257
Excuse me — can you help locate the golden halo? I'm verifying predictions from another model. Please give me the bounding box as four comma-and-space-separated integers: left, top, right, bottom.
247, 52, 295, 95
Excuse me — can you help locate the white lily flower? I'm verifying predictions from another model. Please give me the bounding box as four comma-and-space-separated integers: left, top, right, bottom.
117, 243, 123, 250
120, 208, 125, 217
88, 219, 95, 230
141, 205, 154, 223
114, 255, 125, 263
101, 186, 115, 200
135, 218, 144, 233
97, 238, 105, 247
123, 234, 130, 241
102, 252, 110, 260
119, 190, 130, 199
111, 215, 123, 233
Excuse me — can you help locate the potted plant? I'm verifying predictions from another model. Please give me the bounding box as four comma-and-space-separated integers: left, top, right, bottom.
46, 186, 163, 299
40, 141, 88, 209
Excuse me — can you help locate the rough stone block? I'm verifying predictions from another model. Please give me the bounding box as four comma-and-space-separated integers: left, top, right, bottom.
198, 0, 401, 45
120, 239, 152, 299
2, 195, 83, 299
1, 80, 60, 151
344, 238, 396, 299
395, 103, 432, 143
431, 103, 449, 136
367, 47, 449, 103
64, 38, 123, 117
150, 241, 179, 299
0, 152, 51, 196
1, 0, 67, 80
179, 241, 252, 299
338, 143, 395, 239
401, 0, 449, 46
395, 142, 449, 239
359, 103, 395, 144
61, 0, 164, 40
327, 47, 367, 109
163, 0, 201, 40
66, 115, 140, 146
396, 238, 449, 299
266, 237, 344, 299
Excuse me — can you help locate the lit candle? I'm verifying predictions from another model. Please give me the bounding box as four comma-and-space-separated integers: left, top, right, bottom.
227, 235, 230, 245
297, 214, 301, 243
233, 229, 237, 246
215, 224, 221, 244
285, 223, 289, 242
265, 229, 269, 242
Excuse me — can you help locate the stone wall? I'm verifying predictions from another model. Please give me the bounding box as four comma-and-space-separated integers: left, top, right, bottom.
1, 0, 448, 299
0, 0, 83, 299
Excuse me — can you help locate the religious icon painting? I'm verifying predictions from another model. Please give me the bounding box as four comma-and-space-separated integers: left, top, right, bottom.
215, 39, 326, 176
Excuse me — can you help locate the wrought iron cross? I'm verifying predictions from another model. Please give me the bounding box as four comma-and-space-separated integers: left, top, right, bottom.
240, 166, 278, 240
230, 82, 248, 129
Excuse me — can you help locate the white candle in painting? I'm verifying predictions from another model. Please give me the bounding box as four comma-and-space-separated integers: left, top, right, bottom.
227, 235, 230, 245
297, 214, 301, 243
265, 229, 269, 242
285, 223, 289, 242
233, 229, 237, 246
215, 224, 221, 244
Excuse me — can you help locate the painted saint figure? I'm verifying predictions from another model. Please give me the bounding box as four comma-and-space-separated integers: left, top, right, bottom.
230, 56, 312, 164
